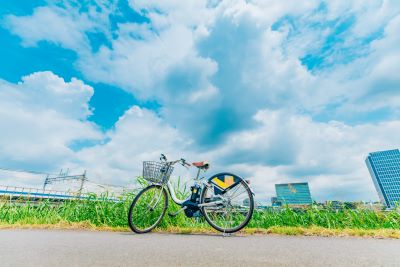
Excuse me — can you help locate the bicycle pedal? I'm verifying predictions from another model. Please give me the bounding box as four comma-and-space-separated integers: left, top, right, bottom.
192, 211, 202, 218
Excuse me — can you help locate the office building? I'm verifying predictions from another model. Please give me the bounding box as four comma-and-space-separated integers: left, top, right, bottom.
366, 149, 400, 208
275, 182, 313, 205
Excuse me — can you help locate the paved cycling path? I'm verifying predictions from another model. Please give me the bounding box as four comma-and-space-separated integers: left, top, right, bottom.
0, 229, 399, 266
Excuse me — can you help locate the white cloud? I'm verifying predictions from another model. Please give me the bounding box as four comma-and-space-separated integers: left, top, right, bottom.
4, 2, 117, 51
63, 106, 400, 203
0, 71, 398, 202
129, 0, 215, 29
207, 110, 400, 202
78, 23, 200, 98
319, 13, 400, 117
68, 106, 193, 186
2, 1, 400, 202
7, 0, 398, 119
0, 72, 103, 186
72, 0, 400, 146
5, 6, 90, 50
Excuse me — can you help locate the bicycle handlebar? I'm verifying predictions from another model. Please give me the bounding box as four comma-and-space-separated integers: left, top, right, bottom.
181, 158, 191, 167
160, 154, 191, 167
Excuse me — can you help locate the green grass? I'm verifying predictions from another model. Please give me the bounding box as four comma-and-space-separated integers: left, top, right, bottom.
1, 190, 400, 238
249, 206, 400, 230
1, 197, 399, 229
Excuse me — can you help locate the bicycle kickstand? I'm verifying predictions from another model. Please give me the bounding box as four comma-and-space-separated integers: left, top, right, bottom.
222, 231, 234, 237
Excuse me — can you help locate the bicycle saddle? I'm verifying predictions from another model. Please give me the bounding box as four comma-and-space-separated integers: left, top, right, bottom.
192, 161, 210, 170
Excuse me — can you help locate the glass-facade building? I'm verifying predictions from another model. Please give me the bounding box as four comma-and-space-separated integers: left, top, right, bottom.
366, 149, 400, 208
275, 182, 313, 205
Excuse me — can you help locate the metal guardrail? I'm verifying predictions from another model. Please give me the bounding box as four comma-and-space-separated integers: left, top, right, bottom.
0, 185, 85, 199
0, 185, 120, 202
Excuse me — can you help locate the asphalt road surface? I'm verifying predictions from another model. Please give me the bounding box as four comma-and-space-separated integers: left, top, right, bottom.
0, 229, 399, 267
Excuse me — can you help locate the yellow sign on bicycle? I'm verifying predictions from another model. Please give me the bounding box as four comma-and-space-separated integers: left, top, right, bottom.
211, 175, 235, 189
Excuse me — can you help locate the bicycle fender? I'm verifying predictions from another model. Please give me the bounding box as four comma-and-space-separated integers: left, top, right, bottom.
207, 173, 243, 194
208, 173, 255, 196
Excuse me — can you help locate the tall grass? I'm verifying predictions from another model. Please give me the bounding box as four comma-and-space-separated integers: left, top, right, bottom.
249, 206, 400, 229
1, 176, 400, 231
1, 194, 400, 230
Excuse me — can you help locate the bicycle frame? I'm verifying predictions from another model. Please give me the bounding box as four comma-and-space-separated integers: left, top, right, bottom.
149, 158, 239, 214
163, 172, 225, 210
166, 180, 187, 205
164, 167, 204, 205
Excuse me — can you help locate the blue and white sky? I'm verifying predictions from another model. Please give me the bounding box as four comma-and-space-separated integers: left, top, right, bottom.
1, 0, 400, 202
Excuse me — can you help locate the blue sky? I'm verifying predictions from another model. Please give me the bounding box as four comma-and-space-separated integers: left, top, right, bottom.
1, 0, 400, 202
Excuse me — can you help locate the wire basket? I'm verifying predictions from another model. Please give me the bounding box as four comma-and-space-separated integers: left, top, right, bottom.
142, 161, 174, 184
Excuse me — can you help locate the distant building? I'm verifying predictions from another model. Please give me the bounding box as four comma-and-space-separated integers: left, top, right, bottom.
271, 197, 282, 207
324, 200, 343, 210
275, 182, 313, 205
323, 201, 358, 210
366, 149, 400, 208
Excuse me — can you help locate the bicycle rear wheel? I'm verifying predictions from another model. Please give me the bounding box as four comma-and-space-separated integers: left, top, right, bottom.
128, 185, 168, 233
200, 180, 254, 233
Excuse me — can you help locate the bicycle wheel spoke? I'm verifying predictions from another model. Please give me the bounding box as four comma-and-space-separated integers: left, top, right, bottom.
202, 180, 253, 233
223, 210, 229, 230
224, 185, 241, 199
228, 186, 247, 200
128, 186, 167, 233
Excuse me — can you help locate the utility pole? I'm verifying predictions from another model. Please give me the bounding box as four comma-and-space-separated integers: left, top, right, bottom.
43, 174, 50, 190
78, 170, 86, 196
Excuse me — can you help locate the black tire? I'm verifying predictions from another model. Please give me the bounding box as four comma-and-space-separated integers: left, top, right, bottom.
200, 179, 254, 233
128, 185, 168, 234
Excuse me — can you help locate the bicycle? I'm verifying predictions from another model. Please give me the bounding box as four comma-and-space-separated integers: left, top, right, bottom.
128, 154, 255, 234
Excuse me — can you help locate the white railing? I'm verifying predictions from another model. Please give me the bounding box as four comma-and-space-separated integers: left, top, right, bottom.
0, 185, 121, 202
0, 184, 84, 198
0, 185, 124, 203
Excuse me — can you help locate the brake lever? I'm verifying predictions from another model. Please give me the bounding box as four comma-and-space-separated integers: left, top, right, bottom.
180, 158, 191, 169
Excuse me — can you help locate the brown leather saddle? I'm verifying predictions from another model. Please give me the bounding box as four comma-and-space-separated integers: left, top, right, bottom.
191, 161, 210, 170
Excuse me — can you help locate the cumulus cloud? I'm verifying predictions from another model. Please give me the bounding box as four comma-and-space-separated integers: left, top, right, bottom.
0, 72, 103, 184
129, 0, 215, 29
74, 0, 400, 145
205, 109, 400, 202
2, 1, 400, 202
0, 71, 398, 202
6, 0, 399, 123
4, 1, 118, 51
78, 23, 201, 98
53, 104, 398, 203
69, 106, 193, 185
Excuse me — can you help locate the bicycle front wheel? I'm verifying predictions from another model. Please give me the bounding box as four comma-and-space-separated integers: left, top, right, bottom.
201, 180, 254, 233
128, 185, 168, 233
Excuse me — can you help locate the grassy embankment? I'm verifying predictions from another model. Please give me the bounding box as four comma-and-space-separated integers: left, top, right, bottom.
1, 192, 400, 238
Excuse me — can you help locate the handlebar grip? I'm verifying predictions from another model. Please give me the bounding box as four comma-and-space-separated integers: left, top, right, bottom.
181, 158, 191, 167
